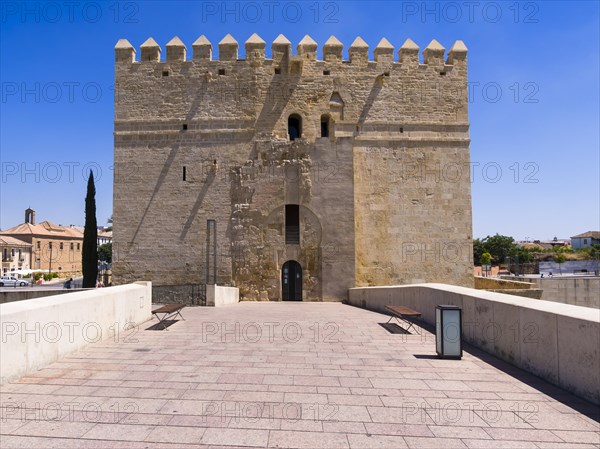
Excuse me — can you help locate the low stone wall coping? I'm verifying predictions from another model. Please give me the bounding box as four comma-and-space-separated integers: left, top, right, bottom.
350, 283, 598, 321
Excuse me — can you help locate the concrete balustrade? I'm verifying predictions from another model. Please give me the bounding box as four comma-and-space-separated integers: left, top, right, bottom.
348, 283, 600, 405
0, 282, 152, 384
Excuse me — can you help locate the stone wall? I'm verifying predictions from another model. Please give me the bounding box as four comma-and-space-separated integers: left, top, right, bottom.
474, 276, 535, 290
113, 35, 473, 302
502, 275, 600, 308
348, 283, 600, 405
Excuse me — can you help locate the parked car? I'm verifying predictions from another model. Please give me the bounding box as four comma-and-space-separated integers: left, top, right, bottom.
0, 276, 30, 287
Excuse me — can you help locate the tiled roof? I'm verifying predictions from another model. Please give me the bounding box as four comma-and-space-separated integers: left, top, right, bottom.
0, 236, 32, 247
0, 221, 83, 239
571, 231, 600, 239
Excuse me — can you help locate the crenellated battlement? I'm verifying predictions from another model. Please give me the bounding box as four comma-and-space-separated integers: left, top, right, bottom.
114, 34, 467, 67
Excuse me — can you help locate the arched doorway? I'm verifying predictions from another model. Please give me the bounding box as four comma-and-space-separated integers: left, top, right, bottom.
288, 114, 302, 141
282, 260, 302, 301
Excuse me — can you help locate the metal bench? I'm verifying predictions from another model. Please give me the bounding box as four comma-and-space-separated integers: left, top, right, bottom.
385, 305, 422, 334
151, 303, 186, 330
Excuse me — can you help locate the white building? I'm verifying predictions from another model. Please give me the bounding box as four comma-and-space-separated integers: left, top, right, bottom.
571, 231, 600, 249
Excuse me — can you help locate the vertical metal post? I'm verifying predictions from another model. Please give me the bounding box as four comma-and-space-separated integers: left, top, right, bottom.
212, 220, 217, 284
206, 220, 217, 285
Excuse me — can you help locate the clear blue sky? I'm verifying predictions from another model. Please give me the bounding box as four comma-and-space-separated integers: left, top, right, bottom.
1, 1, 598, 240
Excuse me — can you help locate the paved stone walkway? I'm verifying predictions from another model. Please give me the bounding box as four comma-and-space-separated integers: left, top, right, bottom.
1, 303, 599, 448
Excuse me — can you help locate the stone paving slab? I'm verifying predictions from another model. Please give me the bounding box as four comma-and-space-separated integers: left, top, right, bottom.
1, 302, 599, 448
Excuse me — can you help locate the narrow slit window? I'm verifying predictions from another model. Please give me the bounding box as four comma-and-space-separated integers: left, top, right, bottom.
321, 114, 330, 138
183, 166, 187, 181
285, 205, 300, 245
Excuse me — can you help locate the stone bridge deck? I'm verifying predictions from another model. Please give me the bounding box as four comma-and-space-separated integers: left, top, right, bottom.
1, 303, 598, 448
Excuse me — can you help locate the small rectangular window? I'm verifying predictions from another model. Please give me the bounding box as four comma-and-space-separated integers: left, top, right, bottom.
162, 71, 169, 77
323, 70, 330, 75
274, 68, 281, 74
77, 243, 80, 250
60, 243, 63, 250
70, 243, 74, 250
218, 69, 225, 75
183, 166, 187, 181
321, 116, 329, 138
182, 124, 188, 130
37, 241, 40, 249
285, 205, 300, 245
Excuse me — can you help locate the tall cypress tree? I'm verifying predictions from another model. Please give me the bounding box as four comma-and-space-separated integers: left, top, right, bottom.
82, 170, 98, 288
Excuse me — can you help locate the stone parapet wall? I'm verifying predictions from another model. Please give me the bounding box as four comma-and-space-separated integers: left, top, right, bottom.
206, 284, 239, 306
348, 283, 599, 404
0, 288, 93, 304
0, 282, 152, 384
502, 276, 600, 308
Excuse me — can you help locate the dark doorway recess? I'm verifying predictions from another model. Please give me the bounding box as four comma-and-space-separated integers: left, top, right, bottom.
282, 260, 302, 301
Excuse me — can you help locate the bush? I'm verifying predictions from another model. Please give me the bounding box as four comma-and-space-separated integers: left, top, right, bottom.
52, 272, 59, 278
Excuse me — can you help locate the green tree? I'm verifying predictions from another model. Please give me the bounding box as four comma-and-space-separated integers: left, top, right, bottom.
484, 234, 516, 264
512, 246, 534, 264
473, 238, 485, 266
476, 234, 517, 265
583, 244, 600, 260
98, 243, 112, 263
591, 244, 600, 275
480, 251, 492, 266
82, 170, 98, 288
554, 252, 566, 275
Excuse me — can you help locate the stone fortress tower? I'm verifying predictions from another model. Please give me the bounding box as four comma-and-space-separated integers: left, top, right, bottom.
113, 33, 473, 303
